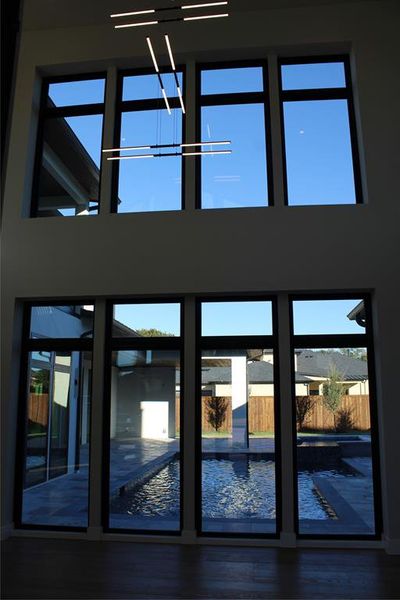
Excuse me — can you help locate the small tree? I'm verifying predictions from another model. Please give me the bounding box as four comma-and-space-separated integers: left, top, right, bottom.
335, 407, 355, 433
322, 365, 345, 429
205, 396, 228, 432
295, 395, 316, 431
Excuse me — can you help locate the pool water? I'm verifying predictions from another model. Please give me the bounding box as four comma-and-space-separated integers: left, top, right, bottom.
111, 457, 353, 522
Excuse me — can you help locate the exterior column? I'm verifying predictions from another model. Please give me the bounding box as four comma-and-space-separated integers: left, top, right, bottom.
231, 356, 249, 448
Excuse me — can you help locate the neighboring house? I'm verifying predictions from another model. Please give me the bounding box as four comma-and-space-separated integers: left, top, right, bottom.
198, 349, 369, 397
296, 350, 369, 396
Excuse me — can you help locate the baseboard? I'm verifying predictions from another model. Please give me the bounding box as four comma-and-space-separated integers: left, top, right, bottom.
385, 537, 400, 555
1, 522, 14, 540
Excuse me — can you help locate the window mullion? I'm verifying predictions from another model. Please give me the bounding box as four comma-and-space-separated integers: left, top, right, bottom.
277, 293, 296, 545
182, 296, 197, 539
267, 54, 286, 208
87, 299, 107, 538
184, 61, 196, 211
99, 67, 117, 216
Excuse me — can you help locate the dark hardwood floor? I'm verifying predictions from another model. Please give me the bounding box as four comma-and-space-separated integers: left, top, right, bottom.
2, 538, 400, 599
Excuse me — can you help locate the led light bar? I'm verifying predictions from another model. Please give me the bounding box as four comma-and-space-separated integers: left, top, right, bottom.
102, 145, 151, 153
111, 1, 229, 27
110, 9, 156, 18
114, 21, 158, 29
106, 149, 232, 160
165, 34, 176, 71
181, 1, 228, 8
164, 35, 186, 114
103, 141, 231, 153
183, 13, 228, 20
161, 88, 172, 114
146, 37, 159, 72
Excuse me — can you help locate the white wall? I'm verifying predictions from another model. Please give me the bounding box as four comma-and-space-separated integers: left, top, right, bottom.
1, 0, 400, 550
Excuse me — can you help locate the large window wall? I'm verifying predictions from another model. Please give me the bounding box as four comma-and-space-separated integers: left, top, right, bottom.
291, 297, 381, 537
15, 296, 381, 540
198, 300, 279, 535
29, 56, 363, 217
105, 301, 183, 533
17, 304, 94, 529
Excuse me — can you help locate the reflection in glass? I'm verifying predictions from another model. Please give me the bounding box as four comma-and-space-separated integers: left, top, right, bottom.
30, 305, 94, 339
283, 99, 355, 205
22, 351, 92, 527
112, 303, 180, 337
48, 79, 105, 107
200, 349, 276, 534
36, 114, 103, 217
292, 299, 365, 335
201, 301, 272, 336
294, 347, 375, 535
117, 109, 182, 213
201, 104, 268, 208
201, 67, 263, 95
281, 62, 346, 90
108, 350, 181, 531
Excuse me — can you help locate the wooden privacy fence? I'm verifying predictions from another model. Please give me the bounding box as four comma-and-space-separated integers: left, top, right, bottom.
28, 393, 49, 427
176, 395, 370, 432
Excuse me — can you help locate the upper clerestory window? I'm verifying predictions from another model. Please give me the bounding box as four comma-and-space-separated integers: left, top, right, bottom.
279, 57, 361, 206
111, 70, 185, 214
32, 75, 106, 217
199, 63, 272, 209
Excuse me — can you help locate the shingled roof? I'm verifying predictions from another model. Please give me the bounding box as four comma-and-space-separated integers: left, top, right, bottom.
201, 361, 309, 384
297, 350, 368, 381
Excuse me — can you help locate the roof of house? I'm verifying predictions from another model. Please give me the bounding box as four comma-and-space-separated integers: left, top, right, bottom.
297, 350, 368, 381
201, 361, 309, 385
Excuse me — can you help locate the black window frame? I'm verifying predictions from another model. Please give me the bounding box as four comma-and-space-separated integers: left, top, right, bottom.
14, 300, 95, 531
289, 292, 382, 540
196, 60, 274, 210
30, 72, 107, 218
111, 66, 186, 214
278, 55, 363, 206
195, 295, 281, 538
102, 297, 184, 535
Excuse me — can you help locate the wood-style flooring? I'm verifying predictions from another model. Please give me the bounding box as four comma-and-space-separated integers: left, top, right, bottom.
2, 538, 400, 599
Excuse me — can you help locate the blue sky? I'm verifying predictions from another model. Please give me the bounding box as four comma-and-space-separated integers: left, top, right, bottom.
113, 299, 364, 336
48, 61, 355, 212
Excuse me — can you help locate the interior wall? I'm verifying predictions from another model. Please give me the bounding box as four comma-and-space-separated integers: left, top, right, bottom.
1, 0, 400, 551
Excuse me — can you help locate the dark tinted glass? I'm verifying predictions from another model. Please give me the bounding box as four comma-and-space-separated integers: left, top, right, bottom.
283, 100, 356, 205
294, 347, 375, 535
108, 349, 181, 531
36, 114, 103, 217
201, 301, 272, 336
281, 62, 346, 90
113, 303, 180, 337
48, 79, 105, 107
201, 104, 268, 208
22, 350, 92, 527
116, 109, 182, 213
201, 67, 263, 95
122, 72, 183, 101
30, 305, 94, 338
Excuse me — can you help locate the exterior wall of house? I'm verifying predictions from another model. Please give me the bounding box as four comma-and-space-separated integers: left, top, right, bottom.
1, 0, 400, 552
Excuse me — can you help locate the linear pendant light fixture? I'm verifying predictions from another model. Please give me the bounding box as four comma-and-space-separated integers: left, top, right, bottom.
111, 1, 228, 28
103, 141, 232, 160
146, 37, 172, 115
145, 35, 184, 114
